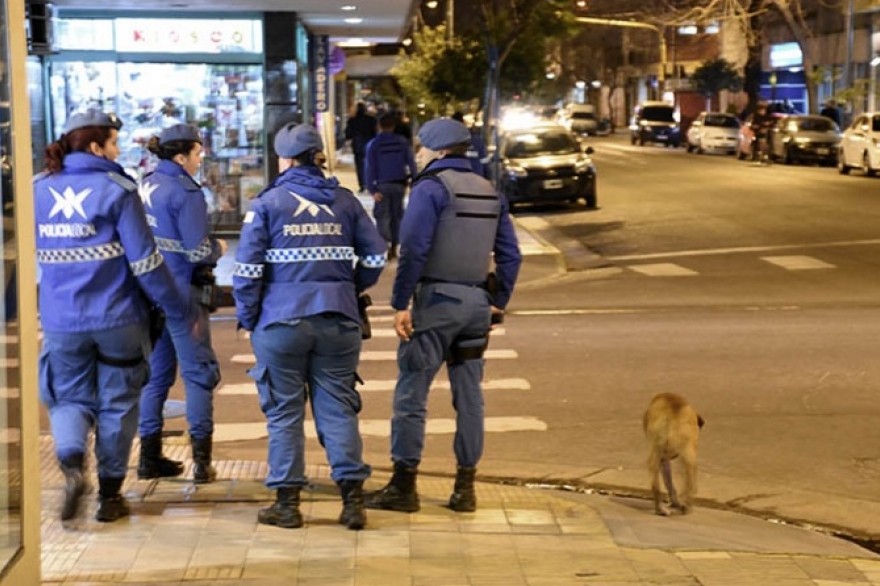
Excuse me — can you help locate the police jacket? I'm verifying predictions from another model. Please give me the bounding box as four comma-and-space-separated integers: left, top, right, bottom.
233, 165, 387, 331
34, 152, 189, 333
391, 157, 522, 311
364, 132, 415, 192
139, 160, 223, 303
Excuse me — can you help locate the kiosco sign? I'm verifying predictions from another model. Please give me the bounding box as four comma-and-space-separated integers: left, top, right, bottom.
115, 19, 262, 54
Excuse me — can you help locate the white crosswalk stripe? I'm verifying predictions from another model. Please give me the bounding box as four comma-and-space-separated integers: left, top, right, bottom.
213, 417, 547, 442
760, 255, 836, 270
219, 377, 531, 396
628, 263, 698, 277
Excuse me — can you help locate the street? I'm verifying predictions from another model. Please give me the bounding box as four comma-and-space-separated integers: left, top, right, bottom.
153, 133, 880, 542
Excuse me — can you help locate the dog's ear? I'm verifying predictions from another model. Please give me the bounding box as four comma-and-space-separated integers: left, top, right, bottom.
697, 414, 706, 429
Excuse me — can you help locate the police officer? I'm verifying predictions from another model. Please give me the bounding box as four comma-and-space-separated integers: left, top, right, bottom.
366, 118, 522, 514
233, 123, 387, 530
35, 110, 195, 522
138, 124, 224, 484
364, 112, 416, 259
452, 111, 491, 179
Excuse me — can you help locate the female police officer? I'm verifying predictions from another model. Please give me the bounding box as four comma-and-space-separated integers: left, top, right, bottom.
233, 123, 386, 530
35, 110, 196, 522
137, 124, 224, 484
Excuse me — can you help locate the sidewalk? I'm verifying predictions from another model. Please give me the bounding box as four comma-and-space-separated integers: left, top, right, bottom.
38, 155, 880, 585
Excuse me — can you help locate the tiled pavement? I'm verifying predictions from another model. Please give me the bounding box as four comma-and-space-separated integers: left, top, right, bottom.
38, 433, 880, 585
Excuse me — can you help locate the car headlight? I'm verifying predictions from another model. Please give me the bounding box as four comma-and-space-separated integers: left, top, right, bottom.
574, 159, 590, 173
795, 137, 811, 144
507, 165, 528, 178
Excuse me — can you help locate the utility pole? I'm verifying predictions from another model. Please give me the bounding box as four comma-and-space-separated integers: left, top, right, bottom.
447, 0, 454, 41
575, 17, 666, 95
843, 0, 854, 93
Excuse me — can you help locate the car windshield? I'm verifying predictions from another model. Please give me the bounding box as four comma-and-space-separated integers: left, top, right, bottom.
795, 117, 837, 132
704, 115, 739, 128
505, 131, 580, 158
641, 106, 675, 122
571, 112, 595, 120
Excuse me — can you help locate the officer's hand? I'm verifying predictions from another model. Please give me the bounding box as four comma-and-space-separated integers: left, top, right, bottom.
373, 192, 383, 202
216, 238, 228, 256
490, 306, 505, 331
394, 310, 413, 341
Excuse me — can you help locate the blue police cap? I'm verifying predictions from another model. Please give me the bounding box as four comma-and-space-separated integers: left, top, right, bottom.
418, 118, 471, 151
159, 123, 202, 145
63, 110, 123, 134
274, 123, 323, 158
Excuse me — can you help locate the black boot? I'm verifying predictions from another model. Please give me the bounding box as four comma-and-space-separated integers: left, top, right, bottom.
338, 480, 367, 530
365, 464, 420, 513
190, 435, 216, 484
95, 477, 130, 523
447, 466, 477, 512
257, 487, 303, 529
138, 434, 184, 480
59, 453, 86, 521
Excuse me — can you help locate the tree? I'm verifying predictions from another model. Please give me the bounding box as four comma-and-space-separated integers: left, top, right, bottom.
692, 57, 744, 109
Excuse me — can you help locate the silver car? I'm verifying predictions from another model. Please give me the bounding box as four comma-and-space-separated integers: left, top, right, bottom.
838, 112, 880, 176
768, 115, 840, 165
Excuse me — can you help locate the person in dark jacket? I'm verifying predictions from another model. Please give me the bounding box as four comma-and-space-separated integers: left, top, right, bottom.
344, 102, 377, 193
137, 124, 225, 484
34, 110, 196, 523
451, 111, 490, 179
364, 113, 416, 259
366, 118, 522, 514
233, 123, 387, 530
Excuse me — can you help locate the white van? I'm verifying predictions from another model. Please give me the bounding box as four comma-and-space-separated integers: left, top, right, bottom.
561, 104, 598, 136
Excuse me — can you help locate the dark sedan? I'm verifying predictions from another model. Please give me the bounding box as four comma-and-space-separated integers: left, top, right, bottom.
497, 125, 597, 210
769, 115, 840, 165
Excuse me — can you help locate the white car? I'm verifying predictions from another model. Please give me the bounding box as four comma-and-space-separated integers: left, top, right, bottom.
838, 112, 880, 176
686, 112, 740, 154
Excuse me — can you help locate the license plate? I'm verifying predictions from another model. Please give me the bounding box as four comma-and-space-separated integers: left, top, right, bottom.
816, 148, 830, 155
543, 179, 563, 189
657, 135, 668, 140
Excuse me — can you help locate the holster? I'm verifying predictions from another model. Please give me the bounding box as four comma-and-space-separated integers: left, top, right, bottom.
358, 294, 372, 340
192, 266, 218, 313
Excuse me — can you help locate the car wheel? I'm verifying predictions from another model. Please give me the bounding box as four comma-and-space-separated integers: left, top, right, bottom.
737, 149, 747, 160
639, 136, 645, 146
631, 135, 637, 146
696, 140, 704, 154
784, 145, 795, 165
583, 179, 597, 209
838, 149, 851, 174
686, 142, 694, 153
863, 152, 875, 177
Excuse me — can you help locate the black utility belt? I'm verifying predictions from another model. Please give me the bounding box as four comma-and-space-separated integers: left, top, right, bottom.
379, 179, 408, 186
419, 277, 488, 289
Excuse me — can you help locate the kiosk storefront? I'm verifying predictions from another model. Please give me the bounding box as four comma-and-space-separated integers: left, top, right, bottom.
46, 14, 268, 230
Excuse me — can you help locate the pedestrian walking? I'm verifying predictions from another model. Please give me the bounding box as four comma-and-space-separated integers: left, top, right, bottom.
820, 100, 842, 127
344, 102, 377, 193
137, 124, 224, 484
233, 123, 387, 530
35, 110, 196, 523
366, 118, 522, 514
364, 113, 416, 260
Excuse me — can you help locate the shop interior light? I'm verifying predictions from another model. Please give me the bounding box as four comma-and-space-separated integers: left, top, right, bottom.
426, 0, 439, 8
402, 38, 413, 46
337, 38, 372, 47
341, 4, 357, 10
872, 55, 880, 67
344, 17, 363, 24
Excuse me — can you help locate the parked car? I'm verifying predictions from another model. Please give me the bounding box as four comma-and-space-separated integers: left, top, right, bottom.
768, 114, 840, 165
630, 101, 681, 147
838, 112, 880, 176
686, 112, 740, 154
737, 111, 785, 160
497, 124, 597, 210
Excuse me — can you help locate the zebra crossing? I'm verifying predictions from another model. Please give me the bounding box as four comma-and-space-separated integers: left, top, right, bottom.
624, 254, 837, 277
212, 305, 543, 443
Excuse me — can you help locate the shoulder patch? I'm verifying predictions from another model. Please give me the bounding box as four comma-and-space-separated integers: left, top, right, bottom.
107, 171, 137, 192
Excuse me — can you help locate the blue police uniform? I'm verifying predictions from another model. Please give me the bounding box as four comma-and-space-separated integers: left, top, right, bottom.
139, 150, 222, 445
233, 124, 387, 498
363, 131, 415, 253
465, 129, 490, 179
367, 118, 522, 514
35, 112, 192, 517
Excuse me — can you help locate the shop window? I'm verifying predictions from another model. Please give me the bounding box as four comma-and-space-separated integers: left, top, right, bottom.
48, 61, 265, 231
0, 0, 22, 571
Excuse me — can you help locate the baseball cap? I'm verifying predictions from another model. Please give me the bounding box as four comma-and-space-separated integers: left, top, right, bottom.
159, 123, 202, 145
418, 118, 470, 151
274, 123, 323, 158
63, 110, 123, 134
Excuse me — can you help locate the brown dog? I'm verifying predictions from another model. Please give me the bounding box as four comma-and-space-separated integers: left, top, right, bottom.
643, 392, 705, 516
